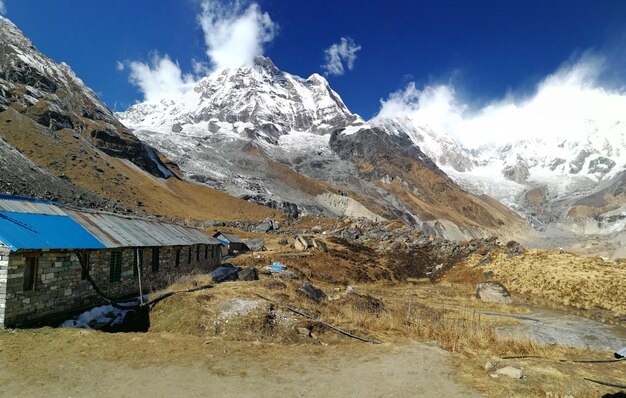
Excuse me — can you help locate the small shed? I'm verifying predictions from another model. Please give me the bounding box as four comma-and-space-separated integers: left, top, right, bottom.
213, 231, 249, 255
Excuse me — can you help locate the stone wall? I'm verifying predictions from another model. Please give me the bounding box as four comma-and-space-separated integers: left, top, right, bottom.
2, 243, 221, 327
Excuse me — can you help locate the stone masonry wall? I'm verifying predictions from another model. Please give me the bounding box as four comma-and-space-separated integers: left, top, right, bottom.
0, 244, 11, 326
2, 243, 221, 327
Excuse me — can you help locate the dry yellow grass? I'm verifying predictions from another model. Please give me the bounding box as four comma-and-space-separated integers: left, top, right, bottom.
460, 249, 626, 319
145, 276, 566, 360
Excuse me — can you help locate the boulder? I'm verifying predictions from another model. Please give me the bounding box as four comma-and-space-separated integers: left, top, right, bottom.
476, 281, 512, 304
237, 267, 259, 281
494, 366, 523, 379
255, 218, 278, 233
296, 327, 311, 337
294, 236, 328, 252
294, 236, 308, 251
505, 241, 523, 256
297, 282, 328, 303
341, 228, 360, 240
311, 238, 328, 252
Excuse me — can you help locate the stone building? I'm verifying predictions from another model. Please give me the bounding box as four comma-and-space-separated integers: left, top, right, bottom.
0, 195, 222, 327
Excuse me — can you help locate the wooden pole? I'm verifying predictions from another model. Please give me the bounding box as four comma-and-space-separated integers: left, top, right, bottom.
136, 248, 144, 305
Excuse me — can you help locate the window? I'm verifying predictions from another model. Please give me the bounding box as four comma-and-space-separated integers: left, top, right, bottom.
23, 256, 38, 291
188, 247, 192, 264
152, 248, 160, 272
109, 250, 122, 283
196, 246, 200, 262
175, 249, 180, 268
80, 251, 90, 280
204, 245, 208, 259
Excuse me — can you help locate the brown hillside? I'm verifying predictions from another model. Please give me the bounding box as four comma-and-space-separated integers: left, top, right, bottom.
331, 128, 528, 235
0, 108, 277, 221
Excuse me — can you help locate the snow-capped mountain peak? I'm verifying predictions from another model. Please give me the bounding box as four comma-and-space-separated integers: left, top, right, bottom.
374, 111, 626, 240
471, 120, 626, 181
119, 56, 360, 141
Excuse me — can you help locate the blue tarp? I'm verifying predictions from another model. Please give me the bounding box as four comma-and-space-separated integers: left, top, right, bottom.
0, 211, 106, 251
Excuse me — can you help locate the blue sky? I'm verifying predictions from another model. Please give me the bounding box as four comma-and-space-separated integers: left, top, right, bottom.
3, 0, 626, 120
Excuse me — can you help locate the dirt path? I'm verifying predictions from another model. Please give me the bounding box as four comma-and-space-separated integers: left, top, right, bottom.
0, 341, 481, 398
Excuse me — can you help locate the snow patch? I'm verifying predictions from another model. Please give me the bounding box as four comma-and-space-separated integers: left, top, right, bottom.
59, 300, 141, 329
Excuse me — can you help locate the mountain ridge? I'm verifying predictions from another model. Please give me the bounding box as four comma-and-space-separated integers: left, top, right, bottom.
118, 56, 529, 240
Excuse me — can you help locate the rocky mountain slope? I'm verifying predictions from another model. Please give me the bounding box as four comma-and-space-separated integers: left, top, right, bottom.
0, 137, 116, 210
0, 17, 173, 180
0, 16, 275, 222
119, 57, 528, 240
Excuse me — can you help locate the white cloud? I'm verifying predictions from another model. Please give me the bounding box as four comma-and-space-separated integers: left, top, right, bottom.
198, 0, 277, 71
123, 1, 277, 102
375, 55, 626, 148
323, 37, 361, 76
126, 54, 196, 103
0, 0, 6, 15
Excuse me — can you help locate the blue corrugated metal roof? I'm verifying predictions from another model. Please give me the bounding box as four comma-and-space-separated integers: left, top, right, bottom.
0, 211, 106, 251
0, 195, 220, 251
